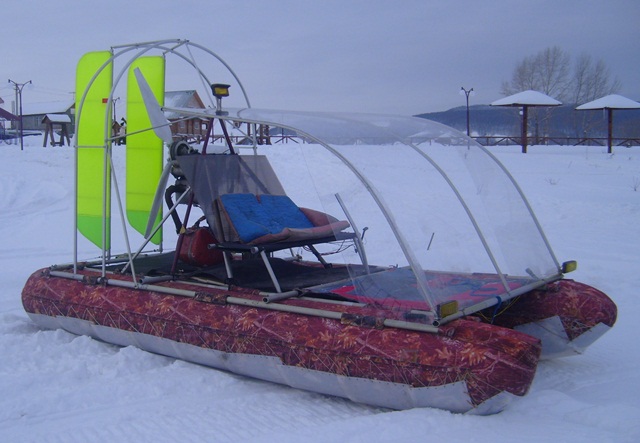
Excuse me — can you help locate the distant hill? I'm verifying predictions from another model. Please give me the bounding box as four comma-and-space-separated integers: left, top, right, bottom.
416, 104, 640, 139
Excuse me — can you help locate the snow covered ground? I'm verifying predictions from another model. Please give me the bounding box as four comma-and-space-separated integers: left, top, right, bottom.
1, 137, 639, 442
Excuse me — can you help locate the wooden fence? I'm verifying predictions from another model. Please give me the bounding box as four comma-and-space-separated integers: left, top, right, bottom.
472, 136, 640, 148
178, 133, 640, 148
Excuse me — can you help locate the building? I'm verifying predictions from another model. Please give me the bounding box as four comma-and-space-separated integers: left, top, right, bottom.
0, 99, 19, 139
22, 100, 75, 132
164, 90, 207, 141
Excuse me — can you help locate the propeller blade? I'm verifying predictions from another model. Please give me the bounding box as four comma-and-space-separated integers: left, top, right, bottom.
133, 67, 173, 144
144, 160, 173, 238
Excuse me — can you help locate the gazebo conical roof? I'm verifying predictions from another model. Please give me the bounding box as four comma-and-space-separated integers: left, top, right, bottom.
491, 90, 562, 107
576, 94, 640, 110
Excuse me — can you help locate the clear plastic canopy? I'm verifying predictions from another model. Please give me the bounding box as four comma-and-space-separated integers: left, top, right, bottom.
174, 107, 562, 321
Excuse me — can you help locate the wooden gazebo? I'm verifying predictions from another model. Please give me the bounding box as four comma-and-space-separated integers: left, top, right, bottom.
576, 94, 640, 154
491, 90, 562, 153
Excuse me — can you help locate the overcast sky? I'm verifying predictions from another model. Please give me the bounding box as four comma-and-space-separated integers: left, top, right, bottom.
2, 0, 638, 115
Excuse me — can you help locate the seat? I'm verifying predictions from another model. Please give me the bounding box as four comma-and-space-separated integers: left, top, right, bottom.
174, 154, 367, 292
213, 193, 355, 292
217, 193, 350, 244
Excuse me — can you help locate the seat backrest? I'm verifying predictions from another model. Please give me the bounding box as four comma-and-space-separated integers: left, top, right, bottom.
177, 154, 286, 241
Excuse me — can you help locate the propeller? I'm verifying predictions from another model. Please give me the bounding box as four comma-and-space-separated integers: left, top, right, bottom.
144, 159, 173, 239
133, 67, 173, 144
134, 67, 176, 238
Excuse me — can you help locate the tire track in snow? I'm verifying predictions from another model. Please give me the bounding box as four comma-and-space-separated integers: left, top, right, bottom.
0, 314, 381, 443
3, 389, 379, 443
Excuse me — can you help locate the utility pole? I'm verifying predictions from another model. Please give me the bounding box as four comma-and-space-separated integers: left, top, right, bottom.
460, 87, 473, 137
8, 79, 32, 150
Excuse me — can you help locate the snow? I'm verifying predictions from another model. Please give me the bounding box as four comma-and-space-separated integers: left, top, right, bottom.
491, 90, 562, 107
576, 94, 640, 110
44, 114, 72, 124
1, 138, 640, 442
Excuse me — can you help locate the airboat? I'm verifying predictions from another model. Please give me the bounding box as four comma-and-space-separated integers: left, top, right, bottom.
22, 39, 616, 415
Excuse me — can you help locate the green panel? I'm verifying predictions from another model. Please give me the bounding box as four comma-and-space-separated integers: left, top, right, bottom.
126, 56, 165, 245
75, 51, 113, 249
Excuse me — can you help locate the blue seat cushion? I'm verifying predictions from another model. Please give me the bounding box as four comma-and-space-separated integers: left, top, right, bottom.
258, 195, 314, 230
219, 194, 271, 242
219, 194, 314, 243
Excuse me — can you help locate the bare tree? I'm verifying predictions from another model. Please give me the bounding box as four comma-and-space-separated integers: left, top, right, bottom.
502, 47, 620, 103
570, 54, 621, 104
570, 54, 621, 137
501, 46, 570, 98
537, 46, 571, 99
501, 47, 623, 139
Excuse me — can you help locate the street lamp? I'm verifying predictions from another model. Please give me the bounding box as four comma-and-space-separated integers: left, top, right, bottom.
8, 79, 32, 150
460, 87, 474, 137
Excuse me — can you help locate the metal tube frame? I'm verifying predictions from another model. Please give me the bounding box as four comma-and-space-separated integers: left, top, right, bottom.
48, 269, 439, 334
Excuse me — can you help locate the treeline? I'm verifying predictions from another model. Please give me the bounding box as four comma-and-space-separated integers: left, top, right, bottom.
501, 46, 621, 105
